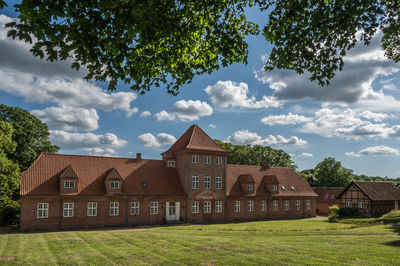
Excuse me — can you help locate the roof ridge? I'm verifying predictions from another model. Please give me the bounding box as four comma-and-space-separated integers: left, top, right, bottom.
186, 124, 197, 149
40, 152, 139, 160
21, 152, 45, 175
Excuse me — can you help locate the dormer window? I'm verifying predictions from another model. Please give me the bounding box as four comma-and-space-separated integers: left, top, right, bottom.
167, 160, 176, 167
192, 155, 199, 164
204, 156, 211, 164
247, 184, 254, 191
64, 180, 75, 189
110, 181, 119, 189
272, 185, 277, 191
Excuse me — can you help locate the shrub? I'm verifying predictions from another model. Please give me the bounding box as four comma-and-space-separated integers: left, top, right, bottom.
0, 201, 20, 226
337, 207, 362, 218
327, 205, 340, 222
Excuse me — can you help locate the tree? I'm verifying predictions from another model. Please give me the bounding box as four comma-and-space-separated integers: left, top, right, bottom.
314, 157, 353, 187
0, 104, 59, 171
3, 1, 399, 94
215, 140, 297, 169
0, 121, 20, 225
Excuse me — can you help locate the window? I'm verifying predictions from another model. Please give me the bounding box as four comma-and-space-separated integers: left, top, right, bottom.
325, 193, 329, 198
261, 200, 266, 212
331, 194, 335, 199
346, 200, 352, 208
87, 202, 97, 217
110, 202, 119, 216
131, 202, 139, 215
204, 201, 211, 213
204, 156, 211, 164
204, 174, 211, 189
110, 181, 119, 189
64, 180, 75, 189
247, 184, 254, 191
37, 203, 48, 218
192, 155, 199, 164
63, 202, 74, 217
192, 173, 199, 189
234, 201, 240, 213
358, 201, 365, 209
295, 200, 300, 211
306, 200, 311, 210
273, 200, 278, 211
192, 201, 199, 213
272, 185, 277, 191
281, 186, 286, 190
167, 160, 176, 167
150, 202, 158, 215
215, 175, 222, 190
284, 200, 290, 211
216, 157, 222, 165
215, 201, 222, 213
248, 200, 254, 212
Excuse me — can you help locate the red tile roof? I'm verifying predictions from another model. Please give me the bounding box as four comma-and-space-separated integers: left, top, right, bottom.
21, 153, 185, 196
162, 124, 227, 157
313, 187, 344, 202
226, 164, 318, 197
338, 181, 400, 201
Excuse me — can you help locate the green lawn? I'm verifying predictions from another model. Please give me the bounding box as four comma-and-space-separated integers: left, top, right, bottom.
0, 218, 399, 265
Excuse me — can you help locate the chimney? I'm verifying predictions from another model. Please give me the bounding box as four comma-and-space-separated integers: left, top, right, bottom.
136, 153, 142, 162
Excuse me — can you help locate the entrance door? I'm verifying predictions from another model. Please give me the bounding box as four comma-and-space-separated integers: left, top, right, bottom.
166, 202, 180, 221
395, 200, 398, 210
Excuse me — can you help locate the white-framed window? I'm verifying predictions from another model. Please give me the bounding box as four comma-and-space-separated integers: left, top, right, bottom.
192, 201, 199, 213
358, 201, 365, 209
192, 173, 199, 189
204, 156, 211, 164
261, 200, 266, 212
215, 175, 222, 190
130, 202, 140, 215
110, 202, 119, 216
306, 200, 311, 210
346, 200, 352, 208
192, 155, 199, 164
63, 202, 74, 217
234, 201, 240, 213
204, 201, 211, 213
37, 203, 48, 218
272, 185, 277, 191
295, 200, 301, 211
216, 157, 222, 165
215, 201, 222, 213
167, 160, 176, 167
64, 180, 75, 189
150, 202, 158, 215
284, 200, 290, 211
331, 194, 335, 199
248, 200, 254, 212
110, 181, 119, 189
247, 184, 254, 191
273, 200, 278, 211
87, 202, 97, 217
204, 174, 211, 189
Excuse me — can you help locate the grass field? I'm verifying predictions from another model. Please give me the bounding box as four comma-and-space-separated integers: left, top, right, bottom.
0, 218, 399, 265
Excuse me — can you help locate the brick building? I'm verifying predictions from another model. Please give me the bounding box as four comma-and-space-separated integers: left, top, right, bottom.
312, 187, 344, 215
20, 125, 317, 230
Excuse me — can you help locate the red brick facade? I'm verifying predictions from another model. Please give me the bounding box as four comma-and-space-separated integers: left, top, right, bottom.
20, 125, 317, 230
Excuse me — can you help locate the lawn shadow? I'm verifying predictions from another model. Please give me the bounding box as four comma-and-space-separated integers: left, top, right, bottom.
384, 223, 400, 248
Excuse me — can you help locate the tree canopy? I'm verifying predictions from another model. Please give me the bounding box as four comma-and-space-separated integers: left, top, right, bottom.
313, 157, 354, 187
0, 104, 59, 171
214, 140, 297, 169
2, 1, 399, 94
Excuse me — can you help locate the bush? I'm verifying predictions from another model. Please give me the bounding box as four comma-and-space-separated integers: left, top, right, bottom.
327, 205, 339, 222
337, 207, 363, 218
0, 201, 20, 226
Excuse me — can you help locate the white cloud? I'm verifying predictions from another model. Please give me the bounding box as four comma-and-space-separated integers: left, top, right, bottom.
228, 130, 307, 146
261, 113, 312, 125
31, 106, 99, 131
138, 133, 176, 148
155, 100, 213, 122
204, 80, 281, 109
255, 31, 400, 104
208, 124, 216, 128
154, 110, 176, 121
83, 147, 118, 157
346, 145, 400, 157
359, 111, 391, 122
49, 130, 127, 150
334, 122, 391, 139
140, 111, 151, 117
299, 152, 313, 157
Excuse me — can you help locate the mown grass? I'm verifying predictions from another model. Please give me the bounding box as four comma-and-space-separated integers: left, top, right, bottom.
0, 218, 399, 265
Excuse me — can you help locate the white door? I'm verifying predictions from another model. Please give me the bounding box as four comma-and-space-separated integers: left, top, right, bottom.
166, 202, 180, 221
395, 200, 398, 210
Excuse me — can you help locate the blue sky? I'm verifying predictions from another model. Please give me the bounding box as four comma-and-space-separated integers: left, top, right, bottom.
1, 5, 400, 178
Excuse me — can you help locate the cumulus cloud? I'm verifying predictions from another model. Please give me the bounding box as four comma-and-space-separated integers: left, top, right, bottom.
261, 113, 312, 125
138, 133, 176, 148
140, 111, 151, 117
359, 111, 391, 122
83, 147, 118, 157
155, 100, 213, 122
299, 152, 313, 157
208, 124, 216, 128
31, 106, 99, 131
204, 80, 281, 109
228, 130, 307, 146
49, 130, 127, 150
334, 122, 391, 139
346, 145, 400, 157
255, 31, 400, 104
